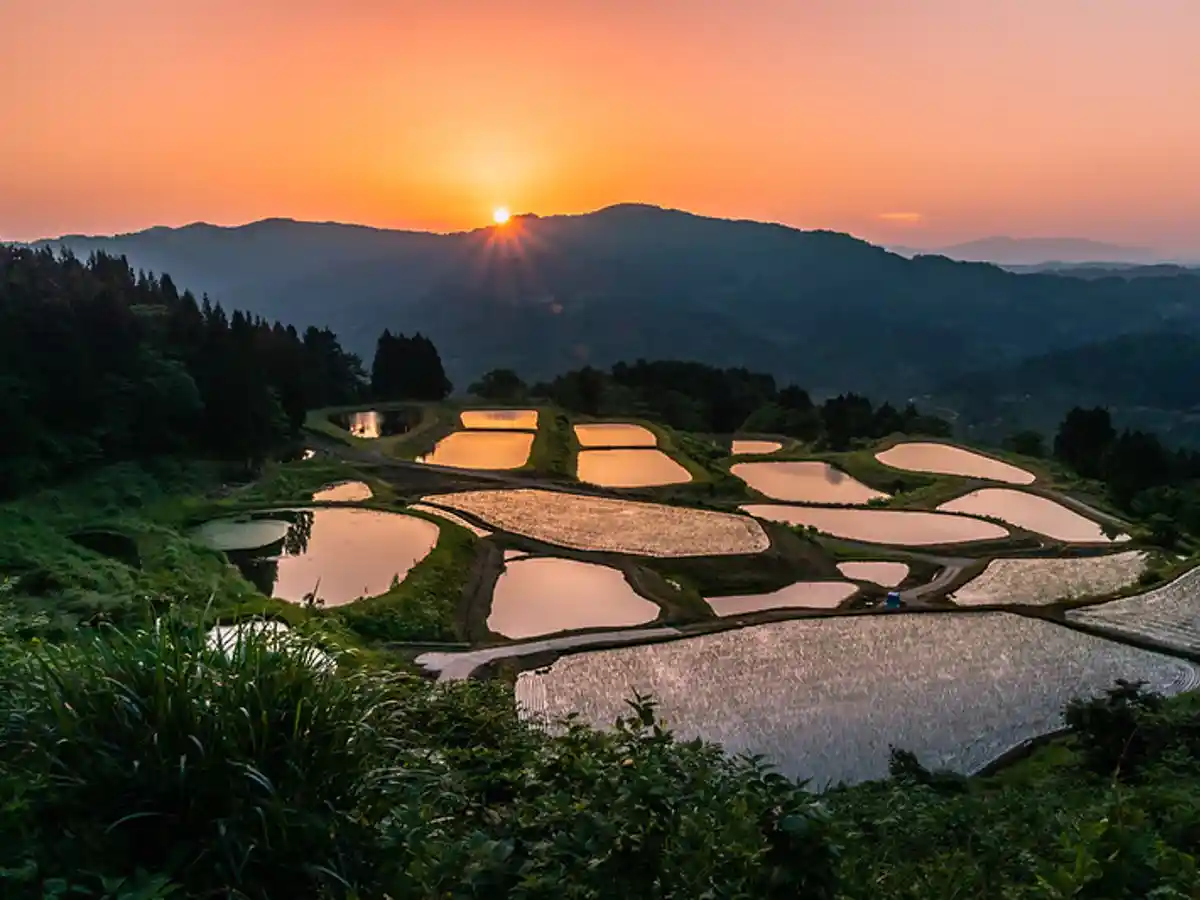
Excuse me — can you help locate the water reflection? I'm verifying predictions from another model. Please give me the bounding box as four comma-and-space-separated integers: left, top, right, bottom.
417, 431, 534, 469
329, 408, 418, 439
227, 508, 438, 607
732, 461, 888, 504
576, 449, 692, 488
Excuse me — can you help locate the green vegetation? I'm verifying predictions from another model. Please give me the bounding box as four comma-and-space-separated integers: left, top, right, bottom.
525, 409, 576, 477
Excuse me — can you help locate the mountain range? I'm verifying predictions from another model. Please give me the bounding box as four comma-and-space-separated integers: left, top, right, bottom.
27, 205, 1200, 440
886, 236, 1164, 266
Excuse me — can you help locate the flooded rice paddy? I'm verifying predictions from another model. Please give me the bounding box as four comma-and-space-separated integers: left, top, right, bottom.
574, 423, 658, 447
460, 409, 539, 430
489, 557, 660, 639
1067, 566, 1200, 654
430, 489, 769, 556
731, 440, 782, 456
837, 561, 910, 587
576, 449, 692, 488
193, 518, 292, 552
516, 613, 1200, 787
951, 552, 1147, 607
741, 504, 1009, 546
406, 503, 492, 537
329, 409, 416, 439
876, 442, 1036, 485
939, 489, 1124, 543
706, 581, 857, 616
228, 508, 439, 607
732, 461, 888, 505
417, 431, 534, 469
312, 481, 373, 502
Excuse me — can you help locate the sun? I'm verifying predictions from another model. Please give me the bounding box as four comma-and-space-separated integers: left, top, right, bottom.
492, 206, 511, 225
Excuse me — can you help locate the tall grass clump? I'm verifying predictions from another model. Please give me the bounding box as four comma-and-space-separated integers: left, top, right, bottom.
0, 623, 404, 897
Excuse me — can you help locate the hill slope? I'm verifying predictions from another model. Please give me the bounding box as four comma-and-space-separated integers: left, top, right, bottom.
34, 205, 1200, 399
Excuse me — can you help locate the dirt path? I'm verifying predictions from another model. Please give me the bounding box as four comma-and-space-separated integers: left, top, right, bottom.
415, 625, 683, 681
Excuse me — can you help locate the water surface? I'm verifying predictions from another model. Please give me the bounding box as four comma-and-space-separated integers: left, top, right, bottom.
489, 557, 660, 639
732, 461, 887, 504
576, 449, 692, 488
312, 481, 373, 502
193, 518, 292, 551
741, 504, 1008, 545
418, 431, 534, 469
574, 423, 657, 447
837, 561, 910, 587
516, 614, 1199, 787
707, 581, 857, 616
876, 442, 1035, 485
938, 489, 1124, 543
230, 508, 439, 607
731, 440, 783, 455
329, 409, 418, 439
460, 409, 539, 430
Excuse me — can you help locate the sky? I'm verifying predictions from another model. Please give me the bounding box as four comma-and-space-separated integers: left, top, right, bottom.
2, 0, 1199, 255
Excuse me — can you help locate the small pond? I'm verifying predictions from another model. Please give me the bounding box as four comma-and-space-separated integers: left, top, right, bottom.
312, 481, 373, 502
938, 489, 1124, 543
193, 518, 293, 552
218, 508, 439, 607
707, 581, 857, 616
576, 449, 692, 488
417, 431, 534, 469
460, 409, 539, 430
731, 440, 782, 456
516, 613, 1200, 788
876, 442, 1035, 485
489, 557, 660, 639
732, 461, 888, 505
329, 408, 418, 439
837, 561, 910, 587
741, 504, 1009, 546
574, 423, 658, 448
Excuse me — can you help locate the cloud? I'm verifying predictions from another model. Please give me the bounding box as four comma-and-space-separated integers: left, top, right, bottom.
877, 212, 924, 224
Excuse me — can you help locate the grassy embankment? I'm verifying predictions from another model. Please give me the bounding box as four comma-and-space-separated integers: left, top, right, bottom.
1, 457, 478, 653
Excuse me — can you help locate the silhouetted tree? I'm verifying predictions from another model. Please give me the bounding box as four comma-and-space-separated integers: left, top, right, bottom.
468, 368, 526, 401
1054, 407, 1116, 478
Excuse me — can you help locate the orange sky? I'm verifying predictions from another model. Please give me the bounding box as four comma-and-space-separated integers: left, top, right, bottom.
3, 0, 1199, 254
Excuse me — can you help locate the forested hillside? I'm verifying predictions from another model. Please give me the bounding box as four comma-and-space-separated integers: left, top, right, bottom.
33, 205, 1200, 403
0, 247, 364, 494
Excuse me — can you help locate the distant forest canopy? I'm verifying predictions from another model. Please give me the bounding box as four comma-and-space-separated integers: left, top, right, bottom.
0, 247, 365, 496
932, 332, 1200, 449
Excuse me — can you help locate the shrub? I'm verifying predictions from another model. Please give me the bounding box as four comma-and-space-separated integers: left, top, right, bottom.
1064, 680, 1167, 779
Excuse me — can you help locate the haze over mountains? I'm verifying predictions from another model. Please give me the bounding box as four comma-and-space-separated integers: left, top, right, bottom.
886, 236, 1165, 266
28, 204, 1200, 443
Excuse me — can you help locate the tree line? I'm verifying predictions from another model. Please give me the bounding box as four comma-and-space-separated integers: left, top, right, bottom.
0, 247, 365, 494
472, 359, 951, 450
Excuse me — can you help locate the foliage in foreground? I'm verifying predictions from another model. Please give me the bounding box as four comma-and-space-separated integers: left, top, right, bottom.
0, 625, 836, 898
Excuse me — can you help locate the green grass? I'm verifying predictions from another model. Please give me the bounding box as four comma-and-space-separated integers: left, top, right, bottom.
524, 408, 577, 477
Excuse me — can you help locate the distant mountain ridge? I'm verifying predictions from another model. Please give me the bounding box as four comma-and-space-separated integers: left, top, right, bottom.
888, 236, 1161, 266
30, 205, 1200, 412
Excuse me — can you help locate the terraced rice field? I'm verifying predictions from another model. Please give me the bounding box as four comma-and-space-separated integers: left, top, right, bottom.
430, 489, 769, 556
312, 481, 373, 502
1067, 566, 1200, 654
265, 509, 440, 607
731, 440, 782, 455
574, 423, 658, 447
732, 461, 888, 505
207, 620, 335, 671
407, 502, 492, 537
193, 518, 292, 551
741, 504, 1008, 546
876, 442, 1036, 485
489, 557, 660, 638
516, 614, 1200, 787
460, 409, 539, 430
951, 552, 1147, 607
837, 561, 910, 587
706, 581, 857, 616
417, 431, 535, 470
576, 449, 692, 487
939, 489, 1125, 543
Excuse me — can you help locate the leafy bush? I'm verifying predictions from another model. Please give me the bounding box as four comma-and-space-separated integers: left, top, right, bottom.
0, 629, 839, 898
1064, 680, 1170, 779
